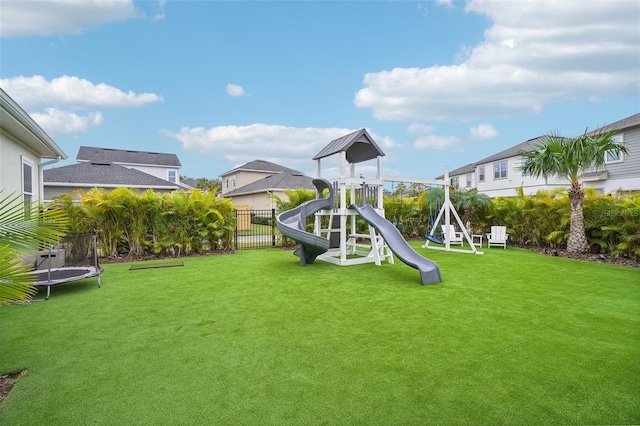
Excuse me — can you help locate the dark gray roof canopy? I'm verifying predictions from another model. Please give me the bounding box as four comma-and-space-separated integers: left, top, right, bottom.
313, 128, 385, 164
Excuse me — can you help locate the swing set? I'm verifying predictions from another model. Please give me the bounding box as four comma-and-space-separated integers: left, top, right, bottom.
388, 168, 482, 255
420, 168, 483, 255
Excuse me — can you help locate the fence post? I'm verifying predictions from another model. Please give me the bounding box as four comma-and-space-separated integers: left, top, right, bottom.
234, 209, 239, 251
271, 208, 276, 247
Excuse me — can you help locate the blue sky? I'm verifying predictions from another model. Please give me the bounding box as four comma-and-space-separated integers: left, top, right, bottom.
1, 0, 639, 181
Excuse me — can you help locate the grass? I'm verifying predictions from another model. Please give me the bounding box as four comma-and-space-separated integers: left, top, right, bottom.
1, 244, 639, 425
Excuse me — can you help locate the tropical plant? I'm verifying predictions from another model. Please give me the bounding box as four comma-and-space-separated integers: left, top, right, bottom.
520, 128, 628, 253
449, 188, 492, 233
79, 188, 126, 257
0, 192, 69, 304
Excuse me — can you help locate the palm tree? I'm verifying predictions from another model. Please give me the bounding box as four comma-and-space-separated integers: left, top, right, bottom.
520, 128, 628, 253
0, 192, 69, 304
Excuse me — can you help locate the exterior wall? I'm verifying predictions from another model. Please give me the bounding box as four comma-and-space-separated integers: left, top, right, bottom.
44, 184, 176, 202
226, 190, 286, 210
220, 170, 273, 195
0, 130, 43, 202
450, 172, 476, 190
476, 155, 570, 198
118, 164, 181, 184
600, 126, 640, 192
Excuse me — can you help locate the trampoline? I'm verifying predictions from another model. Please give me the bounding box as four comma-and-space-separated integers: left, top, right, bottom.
28, 232, 103, 301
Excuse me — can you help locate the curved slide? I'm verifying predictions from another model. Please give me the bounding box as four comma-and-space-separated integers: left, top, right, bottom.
276, 178, 334, 266
351, 204, 442, 285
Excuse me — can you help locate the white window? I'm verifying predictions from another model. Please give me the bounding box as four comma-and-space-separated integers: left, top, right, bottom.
493, 161, 507, 180
451, 176, 459, 189
225, 176, 236, 189
478, 165, 485, 183
605, 135, 624, 164
22, 159, 34, 218
465, 174, 472, 188
168, 170, 177, 183
521, 157, 529, 176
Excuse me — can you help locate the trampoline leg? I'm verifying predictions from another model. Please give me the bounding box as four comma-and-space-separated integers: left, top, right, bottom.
96, 275, 101, 288
31, 286, 51, 302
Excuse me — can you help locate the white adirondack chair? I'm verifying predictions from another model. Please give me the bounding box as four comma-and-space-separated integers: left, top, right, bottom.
487, 226, 508, 248
441, 224, 463, 246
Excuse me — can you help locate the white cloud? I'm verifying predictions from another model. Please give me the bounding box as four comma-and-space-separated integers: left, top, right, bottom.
407, 123, 435, 134
164, 124, 397, 170
470, 124, 498, 139
0, 75, 163, 109
226, 84, 247, 97
0, 0, 140, 37
354, 0, 640, 121
30, 109, 103, 136
414, 135, 459, 151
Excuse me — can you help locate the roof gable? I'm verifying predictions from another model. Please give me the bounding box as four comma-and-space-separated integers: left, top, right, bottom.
220, 159, 302, 177
224, 171, 314, 196
77, 146, 181, 167
313, 128, 385, 163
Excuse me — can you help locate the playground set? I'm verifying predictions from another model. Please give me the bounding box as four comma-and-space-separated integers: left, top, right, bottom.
276, 129, 482, 285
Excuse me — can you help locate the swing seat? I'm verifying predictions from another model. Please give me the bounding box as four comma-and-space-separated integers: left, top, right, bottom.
425, 235, 443, 245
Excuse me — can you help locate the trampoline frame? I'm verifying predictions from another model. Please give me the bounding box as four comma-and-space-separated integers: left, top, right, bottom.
29, 232, 103, 301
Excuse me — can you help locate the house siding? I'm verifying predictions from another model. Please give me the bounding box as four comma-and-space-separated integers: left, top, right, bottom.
228, 192, 279, 210
116, 164, 180, 183
221, 170, 273, 195
0, 130, 43, 202
475, 156, 569, 198
43, 184, 176, 202
606, 127, 640, 183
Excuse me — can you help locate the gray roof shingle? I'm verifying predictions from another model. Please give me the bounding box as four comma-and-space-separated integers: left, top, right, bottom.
589, 112, 640, 134
77, 146, 181, 167
475, 136, 548, 164
44, 162, 180, 188
313, 128, 385, 163
220, 159, 302, 177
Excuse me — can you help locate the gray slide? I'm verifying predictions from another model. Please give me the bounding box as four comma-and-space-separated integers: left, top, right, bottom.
276, 178, 334, 266
351, 204, 442, 285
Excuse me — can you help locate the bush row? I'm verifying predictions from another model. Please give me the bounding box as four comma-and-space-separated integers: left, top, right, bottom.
51, 187, 236, 258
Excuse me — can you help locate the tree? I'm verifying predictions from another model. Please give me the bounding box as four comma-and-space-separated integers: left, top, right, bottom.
0, 192, 69, 304
449, 188, 491, 232
520, 128, 628, 253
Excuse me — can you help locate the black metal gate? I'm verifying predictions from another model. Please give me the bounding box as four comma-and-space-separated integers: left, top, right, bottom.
234, 209, 280, 250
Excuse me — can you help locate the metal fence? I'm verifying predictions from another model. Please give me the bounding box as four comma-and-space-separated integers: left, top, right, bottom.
234, 209, 281, 250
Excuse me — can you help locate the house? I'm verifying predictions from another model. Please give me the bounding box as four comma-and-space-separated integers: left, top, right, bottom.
446, 112, 640, 197
220, 159, 315, 209
581, 112, 640, 193
77, 146, 184, 185
446, 163, 477, 191
43, 146, 192, 200
444, 136, 571, 197
44, 162, 183, 200
473, 136, 572, 197
0, 88, 67, 205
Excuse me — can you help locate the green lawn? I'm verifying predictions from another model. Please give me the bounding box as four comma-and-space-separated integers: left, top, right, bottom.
1, 245, 639, 425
